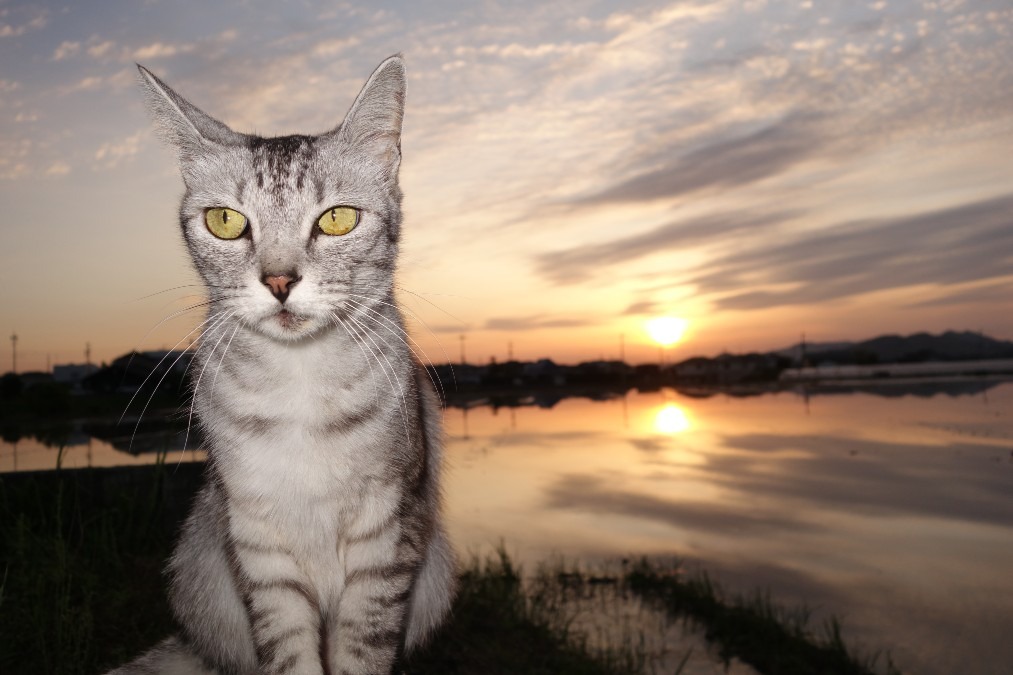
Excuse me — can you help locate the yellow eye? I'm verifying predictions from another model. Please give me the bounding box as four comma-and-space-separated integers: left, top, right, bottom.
317, 206, 359, 236
205, 207, 248, 240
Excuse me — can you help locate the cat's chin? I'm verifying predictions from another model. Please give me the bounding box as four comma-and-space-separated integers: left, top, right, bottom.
254, 309, 324, 342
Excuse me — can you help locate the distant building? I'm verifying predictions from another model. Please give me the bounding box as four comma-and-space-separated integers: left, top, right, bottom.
673, 353, 784, 384
522, 359, 566, 386
53, 363, 100, 388
17, 371, 54, 388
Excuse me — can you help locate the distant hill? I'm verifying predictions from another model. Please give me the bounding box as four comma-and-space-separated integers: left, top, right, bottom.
770, 340, 854, 359
773, 331, 1013, 365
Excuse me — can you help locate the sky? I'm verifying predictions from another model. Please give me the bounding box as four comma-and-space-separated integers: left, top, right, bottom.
1, 0, 1012, 371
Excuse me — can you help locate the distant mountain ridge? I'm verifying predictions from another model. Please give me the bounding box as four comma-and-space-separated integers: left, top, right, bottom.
773, 331, 1013, 365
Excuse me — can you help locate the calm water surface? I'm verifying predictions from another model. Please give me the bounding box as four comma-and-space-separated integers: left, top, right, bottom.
3, 382, 1012, 673
441, 384, 1013, 675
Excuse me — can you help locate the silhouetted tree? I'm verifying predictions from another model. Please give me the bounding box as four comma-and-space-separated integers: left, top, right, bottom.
0, 373, 22, 399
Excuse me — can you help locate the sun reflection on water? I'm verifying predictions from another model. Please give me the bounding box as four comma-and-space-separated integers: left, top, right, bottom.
653, 403, 691, 434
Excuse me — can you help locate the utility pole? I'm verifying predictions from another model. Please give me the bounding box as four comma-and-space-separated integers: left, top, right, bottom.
85, 342, 92, 366
10, 332, 17, 374
459, 334, 466, 365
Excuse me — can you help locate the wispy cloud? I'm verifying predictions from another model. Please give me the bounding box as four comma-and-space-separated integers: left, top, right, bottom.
0, 11, 47, 38
133, 41, 195, 60
622, 300, 660, 316
484, 315, 596, 331
577, 114, 826, 205
86, 39, 116, 59
45, 161, 71, 176
535, 209, 797, 285
51, 41, 81, 61
905, 280, 1013, 309
94, 132, 144, 169
694, 193, 1013, 310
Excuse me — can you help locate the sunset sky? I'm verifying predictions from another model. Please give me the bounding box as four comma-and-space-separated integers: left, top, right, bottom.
1, 0, 1011, 372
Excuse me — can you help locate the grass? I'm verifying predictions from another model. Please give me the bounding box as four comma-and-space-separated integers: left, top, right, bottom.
0, 463, 182, 674
0, 465, 898, 675
626, 560, 900, 675
404, 550, 645, 675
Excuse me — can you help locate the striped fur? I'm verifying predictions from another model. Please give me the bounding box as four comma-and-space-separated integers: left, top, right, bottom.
108, 57, 456, 675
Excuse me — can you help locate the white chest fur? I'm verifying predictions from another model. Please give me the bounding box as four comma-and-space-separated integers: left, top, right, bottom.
199, 327, 410, 596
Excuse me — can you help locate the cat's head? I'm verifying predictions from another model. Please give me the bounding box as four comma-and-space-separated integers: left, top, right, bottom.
138, 56, 405, 343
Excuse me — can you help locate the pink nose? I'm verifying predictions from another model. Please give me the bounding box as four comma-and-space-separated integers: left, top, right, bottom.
262, 273, 299, 303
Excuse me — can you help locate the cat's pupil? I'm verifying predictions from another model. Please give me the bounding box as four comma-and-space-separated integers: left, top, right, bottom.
331, 209, 337, 221
222, 211, 229, 223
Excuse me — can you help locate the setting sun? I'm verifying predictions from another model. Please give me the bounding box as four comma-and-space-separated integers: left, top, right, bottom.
646, 317, 689, 346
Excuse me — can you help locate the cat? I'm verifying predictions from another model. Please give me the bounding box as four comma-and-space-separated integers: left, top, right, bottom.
105, 56, 456, 675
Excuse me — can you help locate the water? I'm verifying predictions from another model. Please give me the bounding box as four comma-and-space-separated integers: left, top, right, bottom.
4, 381, 1012, 673
441, 382, 1013, 674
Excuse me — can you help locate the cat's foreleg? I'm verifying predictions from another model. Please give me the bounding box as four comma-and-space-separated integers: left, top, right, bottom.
228, 526, 325, 675
329, 526, 420, 674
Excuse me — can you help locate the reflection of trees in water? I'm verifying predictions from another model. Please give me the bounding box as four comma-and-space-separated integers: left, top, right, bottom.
801, 379, 1003, 398
3, 378, 1005, 452
446, 379, 1006, 410
83, 417, 192, 455
1, 419, 79, 448
1, 416, 191, 456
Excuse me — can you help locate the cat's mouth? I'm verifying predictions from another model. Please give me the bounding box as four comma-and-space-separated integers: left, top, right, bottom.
275, 309, 305, 330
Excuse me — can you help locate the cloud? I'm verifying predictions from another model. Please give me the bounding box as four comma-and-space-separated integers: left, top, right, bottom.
483, 315, 595, 331
0, 137, 32, 180
133, 41, 195, 60
905, 280, 1013, 309
622, 300, 659, 316
45, 161, 71, 176
68, 76, 104, 92
94, 132, 144, 169
692, 193, 1013, 310
52, 40, 80, 61
535, 209, 795, 285
311, 36, 360, 58
87, 40, 116, 59
579, 114, 826, 205
0, 11, 47, 38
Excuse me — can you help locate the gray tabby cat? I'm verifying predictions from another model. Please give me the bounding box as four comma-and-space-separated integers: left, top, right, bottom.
107, 56, 455, 675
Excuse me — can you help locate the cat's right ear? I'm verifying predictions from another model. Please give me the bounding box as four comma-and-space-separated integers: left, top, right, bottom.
137, 64, 243, 161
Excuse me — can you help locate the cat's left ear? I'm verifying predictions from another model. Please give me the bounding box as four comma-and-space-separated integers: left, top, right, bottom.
334, 55, 406, 171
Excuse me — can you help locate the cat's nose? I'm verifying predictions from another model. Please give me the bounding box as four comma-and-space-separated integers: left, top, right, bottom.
262, 273, 300, 304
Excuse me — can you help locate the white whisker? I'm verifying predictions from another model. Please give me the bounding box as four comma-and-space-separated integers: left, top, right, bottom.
125, 310, 235, 453
344, 297, 446, 406
331, 312, 380, 403
344, 313, 412, 446
348, 292, 458, 393
119, 311, 225, 425
394, 285, 468, 327
210, 322, 242, 407
182, 311, 237, 458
